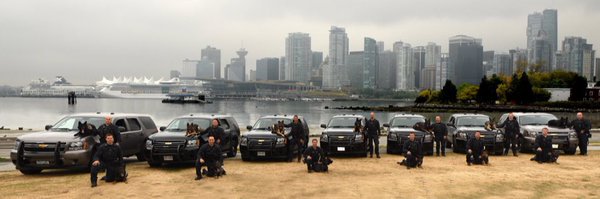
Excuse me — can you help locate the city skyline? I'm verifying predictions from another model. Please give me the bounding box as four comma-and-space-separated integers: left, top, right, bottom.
1, 1, 600, 86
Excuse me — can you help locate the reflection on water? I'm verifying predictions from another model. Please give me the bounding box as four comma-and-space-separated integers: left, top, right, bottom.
0, 97, 597, 130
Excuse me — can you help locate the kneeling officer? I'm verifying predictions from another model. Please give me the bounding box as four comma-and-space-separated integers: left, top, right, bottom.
91, 133, 126, 187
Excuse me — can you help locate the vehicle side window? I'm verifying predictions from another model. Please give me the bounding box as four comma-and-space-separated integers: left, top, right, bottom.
115, 119, 128, 132
498, 114, 508, 125
139, 117, 157, 129
219, 119, 230, 130
127, 118, 141, 131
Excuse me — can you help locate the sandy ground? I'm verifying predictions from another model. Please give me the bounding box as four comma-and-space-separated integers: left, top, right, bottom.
0, 151, 599, 199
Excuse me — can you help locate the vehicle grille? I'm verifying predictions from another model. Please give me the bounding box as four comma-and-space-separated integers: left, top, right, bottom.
329, 135, 353, 145
23, 142, 66, 152
249, 139, 275, 150
153, 141, 185, 153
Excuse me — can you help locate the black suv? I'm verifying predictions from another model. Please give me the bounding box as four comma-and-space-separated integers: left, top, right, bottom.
384, 114, 434, 155
240, 115, 309, 161
145, 114, 240, 166
497, 112, 578, 154
446, 114, 504, 155
320, 114, 367, 156
11, 112, 158, 174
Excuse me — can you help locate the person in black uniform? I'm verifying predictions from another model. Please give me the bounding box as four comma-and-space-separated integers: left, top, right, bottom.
90, 133, 125, 187
287, 115, 305, 162
195, 136, 224, 180
431, 116, 447, 157
364, 112, 381, 158
531, 127, 559, 163
203, 119, 225, 145
571, 112, 591, 156
466, 131, 489, 166
303, 139, 327, 173
97, 116, 121, 144
397, 132, 423, 169
497, 112, 520, 156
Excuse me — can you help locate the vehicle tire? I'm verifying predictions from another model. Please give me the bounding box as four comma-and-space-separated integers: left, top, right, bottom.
19, 168, 42, 175
452, 138, 458, 153
227, 146, 238, 157
446, 140, 452, 148
241, 154, 250, 161
147, 160, 162, 167
564, 148, 576, 155
386, 147, 393, 154
136, 152, 146, 161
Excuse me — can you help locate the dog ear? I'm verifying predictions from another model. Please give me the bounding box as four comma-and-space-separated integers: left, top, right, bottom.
78, 121, 82, 125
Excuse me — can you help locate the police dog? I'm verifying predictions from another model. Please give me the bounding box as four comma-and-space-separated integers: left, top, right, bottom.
185, 123, 201, 137
75, 121, 97, 137
485, 118, 496, 131
548, 117, 570, 129
271, 121, 287, 144
413, 118, 432, 132
353, 118, 366, 142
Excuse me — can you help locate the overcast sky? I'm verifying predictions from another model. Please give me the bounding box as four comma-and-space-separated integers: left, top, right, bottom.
1, 0, 599, 86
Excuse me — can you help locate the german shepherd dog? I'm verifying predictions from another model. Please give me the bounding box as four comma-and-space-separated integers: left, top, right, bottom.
353, 118, 365, 142
75, 121, 97, 137
413, 118, 432, 132
271, 120, 287, 144
185, 123, 201, 137
485, 117, 497, 131
548, 117, 570, 129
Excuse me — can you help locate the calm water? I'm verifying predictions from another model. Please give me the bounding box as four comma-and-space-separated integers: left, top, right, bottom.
0, 97, 597, 130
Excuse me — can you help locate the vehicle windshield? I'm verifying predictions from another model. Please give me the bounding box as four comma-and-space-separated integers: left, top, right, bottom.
327, 117, 362, 128
390, 117, 425, 128
252, 118, 292, 130
50, 116, 105, 132
456, 116, 489, 127
165, 118, 211, 132
519, 115, 557, 126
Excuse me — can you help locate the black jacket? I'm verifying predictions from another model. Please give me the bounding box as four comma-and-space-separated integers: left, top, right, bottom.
203, 126, 225, 141
93, 143, 123, 166
197, 143, 222, 163
571, 119, 591, 137
364, 119, 381, 136
467, 137, 485, 155
431, 123, 447, 141
402, 139, 423, 157
97, 124, 122, 143
287, 122, 305, 140
303, 146, 325, 162
498, 119, 520, 138
534, 135, 553, 152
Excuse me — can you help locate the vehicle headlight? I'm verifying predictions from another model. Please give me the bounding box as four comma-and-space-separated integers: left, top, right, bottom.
458, 132, 466, 139
186, 139, 198, 148
276, 137, 285, 145
569, 131, 577, 139
495, 134, 504, 142
68, 141, 84, 151
321, 134, 328, 142
355, 134, 364, 142
240, 137, 248, 146
13, 140, 21, 150
388, 133, 397, 141
145, 139, 153, 150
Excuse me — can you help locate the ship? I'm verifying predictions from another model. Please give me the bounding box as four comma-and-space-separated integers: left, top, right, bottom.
20, 76, 97, 98
96, 76, 212, 99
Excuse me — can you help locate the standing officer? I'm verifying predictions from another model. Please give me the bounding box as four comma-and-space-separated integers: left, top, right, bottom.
466, 131, 489, 166
203, 119, 225, 145
431, 116, 448, 156
497, 112, 520, 156
97, 116, 121, 144
364, 112, 381, 158
90, 133, 125, 187
571, 112, 591, 156
287, 115, 305, 162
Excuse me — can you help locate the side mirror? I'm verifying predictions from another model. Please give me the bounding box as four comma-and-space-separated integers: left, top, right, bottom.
320, 124, 327, 129
118, 126, 126, 132
45, 125, 53, 131
383, 123, 390, 128
246, 125, 253, 130
159, 126, 166, 131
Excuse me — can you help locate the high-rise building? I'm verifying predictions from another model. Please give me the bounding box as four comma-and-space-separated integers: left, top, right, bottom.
196, 59, 216, 79
560, 37, 595, 80
421, 67, 436, 90
248, 70, 256, 82
436, 53, 449, 90
509, 48, 527, 74
394, 41, 415, 90
311, 51, 324, 85
527, 9, 557, 69
448, 35, 483, 85
256, 57, 279, 81
483, 51, 495, 75
363, 37, 378, 89
285, 33, 312, 83
201, 46, 221, 79
494, 53, 512, 76
377, 41, 385, 53
413, 46, 426, 89
226, 48, 247, 82
279, 56, 286, 80
347, 51, 364, 89
323, 26, 349, 89
377, 50, 396, 90
311, 51, 323, 70
425, 42, 441, 89
182, 59, 201, 78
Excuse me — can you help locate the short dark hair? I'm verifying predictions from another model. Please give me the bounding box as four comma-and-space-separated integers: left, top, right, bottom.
106, 133, 114, 138
208, 135, 215, 139
312, 138, 318, 142
409, 132, 415, 135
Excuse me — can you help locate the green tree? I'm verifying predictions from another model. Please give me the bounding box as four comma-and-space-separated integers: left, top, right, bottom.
532, 87, 551, 102
506, 73, 520, 104
516, 72, 534, 105
440, 80, 457, 103
458, 84, 478, 103
569, 75, 588, 101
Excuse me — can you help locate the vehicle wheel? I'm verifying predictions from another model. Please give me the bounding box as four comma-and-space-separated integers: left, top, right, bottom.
19, 168, 42, 175
564, 148, 576, 155
241, 154, 250, 161
386, 147, 392, 154
446, 140, 452, 148
452, 138, 458, 153
227, 146, 238, 157
147, 160, 162, 167
136, 152, 146, 161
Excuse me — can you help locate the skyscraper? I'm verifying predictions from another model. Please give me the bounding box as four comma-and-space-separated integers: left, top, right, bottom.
377, 50, 396, 90
285, 33, 312, 83
394, 41, 415, 90
279, 56, 286, 80
509, 48, 527, 74
256, 57, 279, 81
347, 51, 364, 89
527, 9, 557, 69
322, 26, 349, 89
413, 46, 426, 89
226, 48, 247, 82
494, 53, 513, 76
436, 53, 449, 90
483, 51, 495, 75
201, 46, 221, 79
424, 42, 441, 89
363, 37, 378, 89
560, 37, 596, 80
448, 35, 483, 85
376, 41, 385, 53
